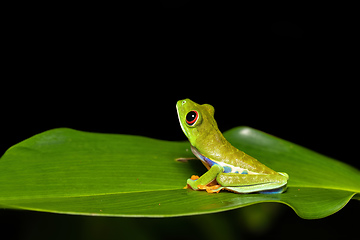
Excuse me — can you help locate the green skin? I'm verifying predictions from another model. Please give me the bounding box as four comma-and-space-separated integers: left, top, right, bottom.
176, 99, 289, 194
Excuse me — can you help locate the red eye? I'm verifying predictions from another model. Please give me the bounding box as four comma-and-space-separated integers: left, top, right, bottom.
186, 111, 199, 126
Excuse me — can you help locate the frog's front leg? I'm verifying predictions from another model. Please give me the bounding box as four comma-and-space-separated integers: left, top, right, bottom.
186, 164, 224, 192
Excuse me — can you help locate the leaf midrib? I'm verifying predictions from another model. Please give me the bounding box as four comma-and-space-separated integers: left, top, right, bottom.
0, 187, 181, 202
288, 184, 360, 194
1, 184, 358, 203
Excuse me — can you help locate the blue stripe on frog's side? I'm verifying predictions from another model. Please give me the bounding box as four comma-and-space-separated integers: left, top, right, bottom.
190, 145, 250, 174
191, 146, 218, 168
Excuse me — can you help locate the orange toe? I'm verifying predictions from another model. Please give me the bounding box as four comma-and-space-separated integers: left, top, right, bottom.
190, 175, 200, 180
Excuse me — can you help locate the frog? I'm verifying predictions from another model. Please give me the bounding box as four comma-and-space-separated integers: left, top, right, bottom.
176, 99, 289, 194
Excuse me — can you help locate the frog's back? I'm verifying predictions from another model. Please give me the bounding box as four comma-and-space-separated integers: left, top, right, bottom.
196, 129, 278, 175
222, 144, 278, 175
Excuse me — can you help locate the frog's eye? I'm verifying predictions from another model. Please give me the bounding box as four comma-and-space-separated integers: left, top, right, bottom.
186, 110, 199, 126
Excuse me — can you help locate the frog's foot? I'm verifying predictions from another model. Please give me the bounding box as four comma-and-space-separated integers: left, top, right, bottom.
198, 184, 223, 193
184, 175, 200, 189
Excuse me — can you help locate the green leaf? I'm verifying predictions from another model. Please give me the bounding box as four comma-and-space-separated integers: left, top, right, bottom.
0, 127, 359, 219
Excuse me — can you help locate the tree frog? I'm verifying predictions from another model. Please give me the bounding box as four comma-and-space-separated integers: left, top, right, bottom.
176, 99, 289, 194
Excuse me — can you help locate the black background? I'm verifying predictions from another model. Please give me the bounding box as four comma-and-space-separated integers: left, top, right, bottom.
1, 1, 359, 239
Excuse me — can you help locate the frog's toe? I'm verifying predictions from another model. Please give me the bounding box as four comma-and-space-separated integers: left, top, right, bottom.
190, 175, 200, 180
200, 184, 223, 193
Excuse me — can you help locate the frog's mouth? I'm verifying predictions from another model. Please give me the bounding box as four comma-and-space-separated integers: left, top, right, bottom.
176, 104, 188, 138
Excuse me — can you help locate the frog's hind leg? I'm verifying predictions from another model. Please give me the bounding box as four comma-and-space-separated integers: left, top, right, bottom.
258, 185, 288, 194
224, 183, 287, 194
217, 173, 288, 194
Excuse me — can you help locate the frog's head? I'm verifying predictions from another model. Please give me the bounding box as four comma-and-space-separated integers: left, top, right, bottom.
176, 99, 217, 147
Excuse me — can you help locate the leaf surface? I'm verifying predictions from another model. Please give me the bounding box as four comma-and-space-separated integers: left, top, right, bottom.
0, 127, 359, 219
